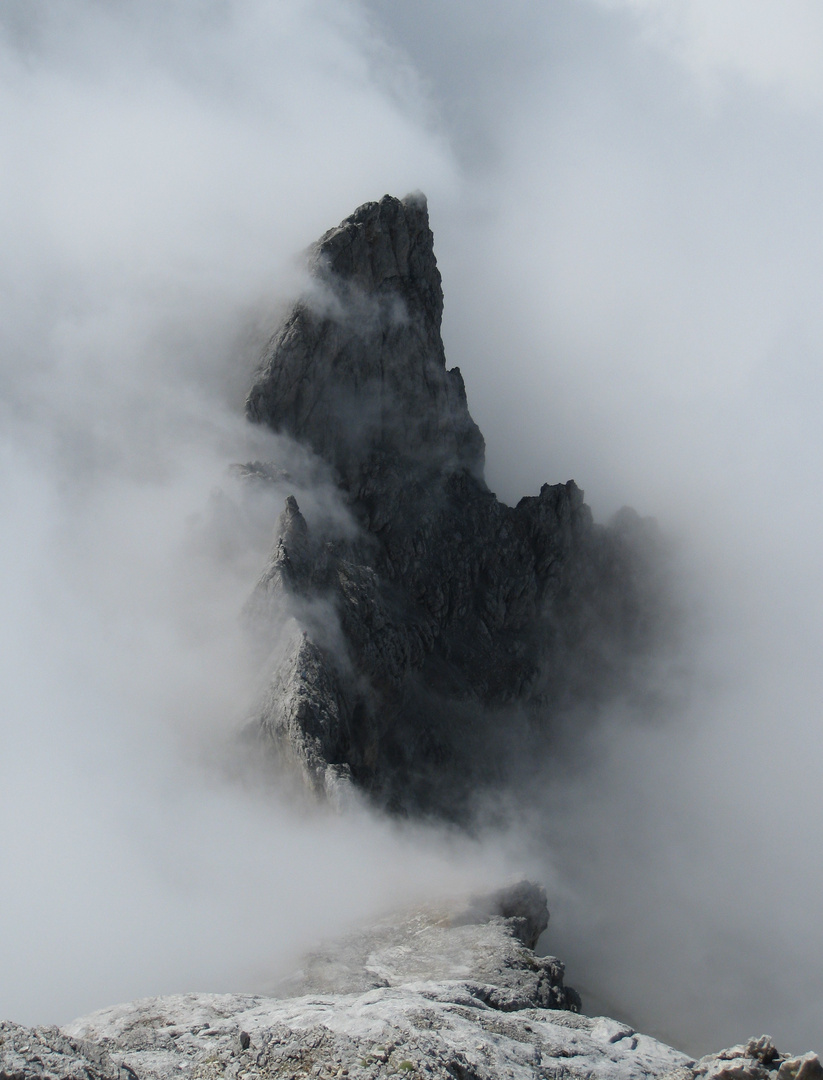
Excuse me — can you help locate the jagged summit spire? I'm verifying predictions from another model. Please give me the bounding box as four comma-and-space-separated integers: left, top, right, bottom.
242, 195, 666, 819
245, 193, 485, 494
310, 193, 442, 321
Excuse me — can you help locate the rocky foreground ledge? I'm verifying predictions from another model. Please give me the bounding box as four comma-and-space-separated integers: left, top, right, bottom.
2, 883, 820, 1080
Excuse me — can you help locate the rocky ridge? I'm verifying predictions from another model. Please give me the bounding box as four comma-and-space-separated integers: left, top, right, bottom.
3, 883, 818, 1080
241, 193, 669, 816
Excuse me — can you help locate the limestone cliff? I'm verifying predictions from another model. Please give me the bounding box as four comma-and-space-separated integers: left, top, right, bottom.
241, 194, 668, 816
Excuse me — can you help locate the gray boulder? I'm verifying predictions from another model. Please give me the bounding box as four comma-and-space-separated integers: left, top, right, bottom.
661, 1036, 823, 1080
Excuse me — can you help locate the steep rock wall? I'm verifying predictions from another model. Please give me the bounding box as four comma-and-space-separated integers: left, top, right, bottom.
242, 194, 668, 816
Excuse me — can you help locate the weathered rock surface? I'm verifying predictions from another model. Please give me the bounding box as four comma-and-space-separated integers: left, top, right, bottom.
240, 193, 671, 815
661, 1036, 823, 1080
5, 884, 817, 1080
0, 1021, 136, 1080
274, 881, 579, 1014
246, 192, 484, 493
0, 884, 656, 1080
59, 996, 685, 1080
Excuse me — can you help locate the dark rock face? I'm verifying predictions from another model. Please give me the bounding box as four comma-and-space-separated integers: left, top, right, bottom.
246, 193, 484, 495
242, 194, 669, 817
455, 881, 551, 952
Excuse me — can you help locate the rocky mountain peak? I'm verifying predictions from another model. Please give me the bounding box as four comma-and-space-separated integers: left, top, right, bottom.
245, 194, 484, 495
311, 192, 442, 316
238, 194, 672, 817
2, 196, 817, 1080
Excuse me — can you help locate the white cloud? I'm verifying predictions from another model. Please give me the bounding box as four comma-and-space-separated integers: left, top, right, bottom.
598, 0, 823, 105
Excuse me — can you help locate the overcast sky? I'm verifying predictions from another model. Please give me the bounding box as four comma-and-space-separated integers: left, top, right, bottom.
1, 0, 822, 1058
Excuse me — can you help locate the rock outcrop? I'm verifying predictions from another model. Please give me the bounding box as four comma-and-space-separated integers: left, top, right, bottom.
240, 193, 670, 816
0, 884, 655, 1080
0, 1022, 136, 1080
274, 881, 580, 1014
4, 883, 817, 1080
662, 1037, 823, 1080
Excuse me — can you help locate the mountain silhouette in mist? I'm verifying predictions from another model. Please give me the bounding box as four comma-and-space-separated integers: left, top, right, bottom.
240, 193, 670, 817
4, 196, 821, 1080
